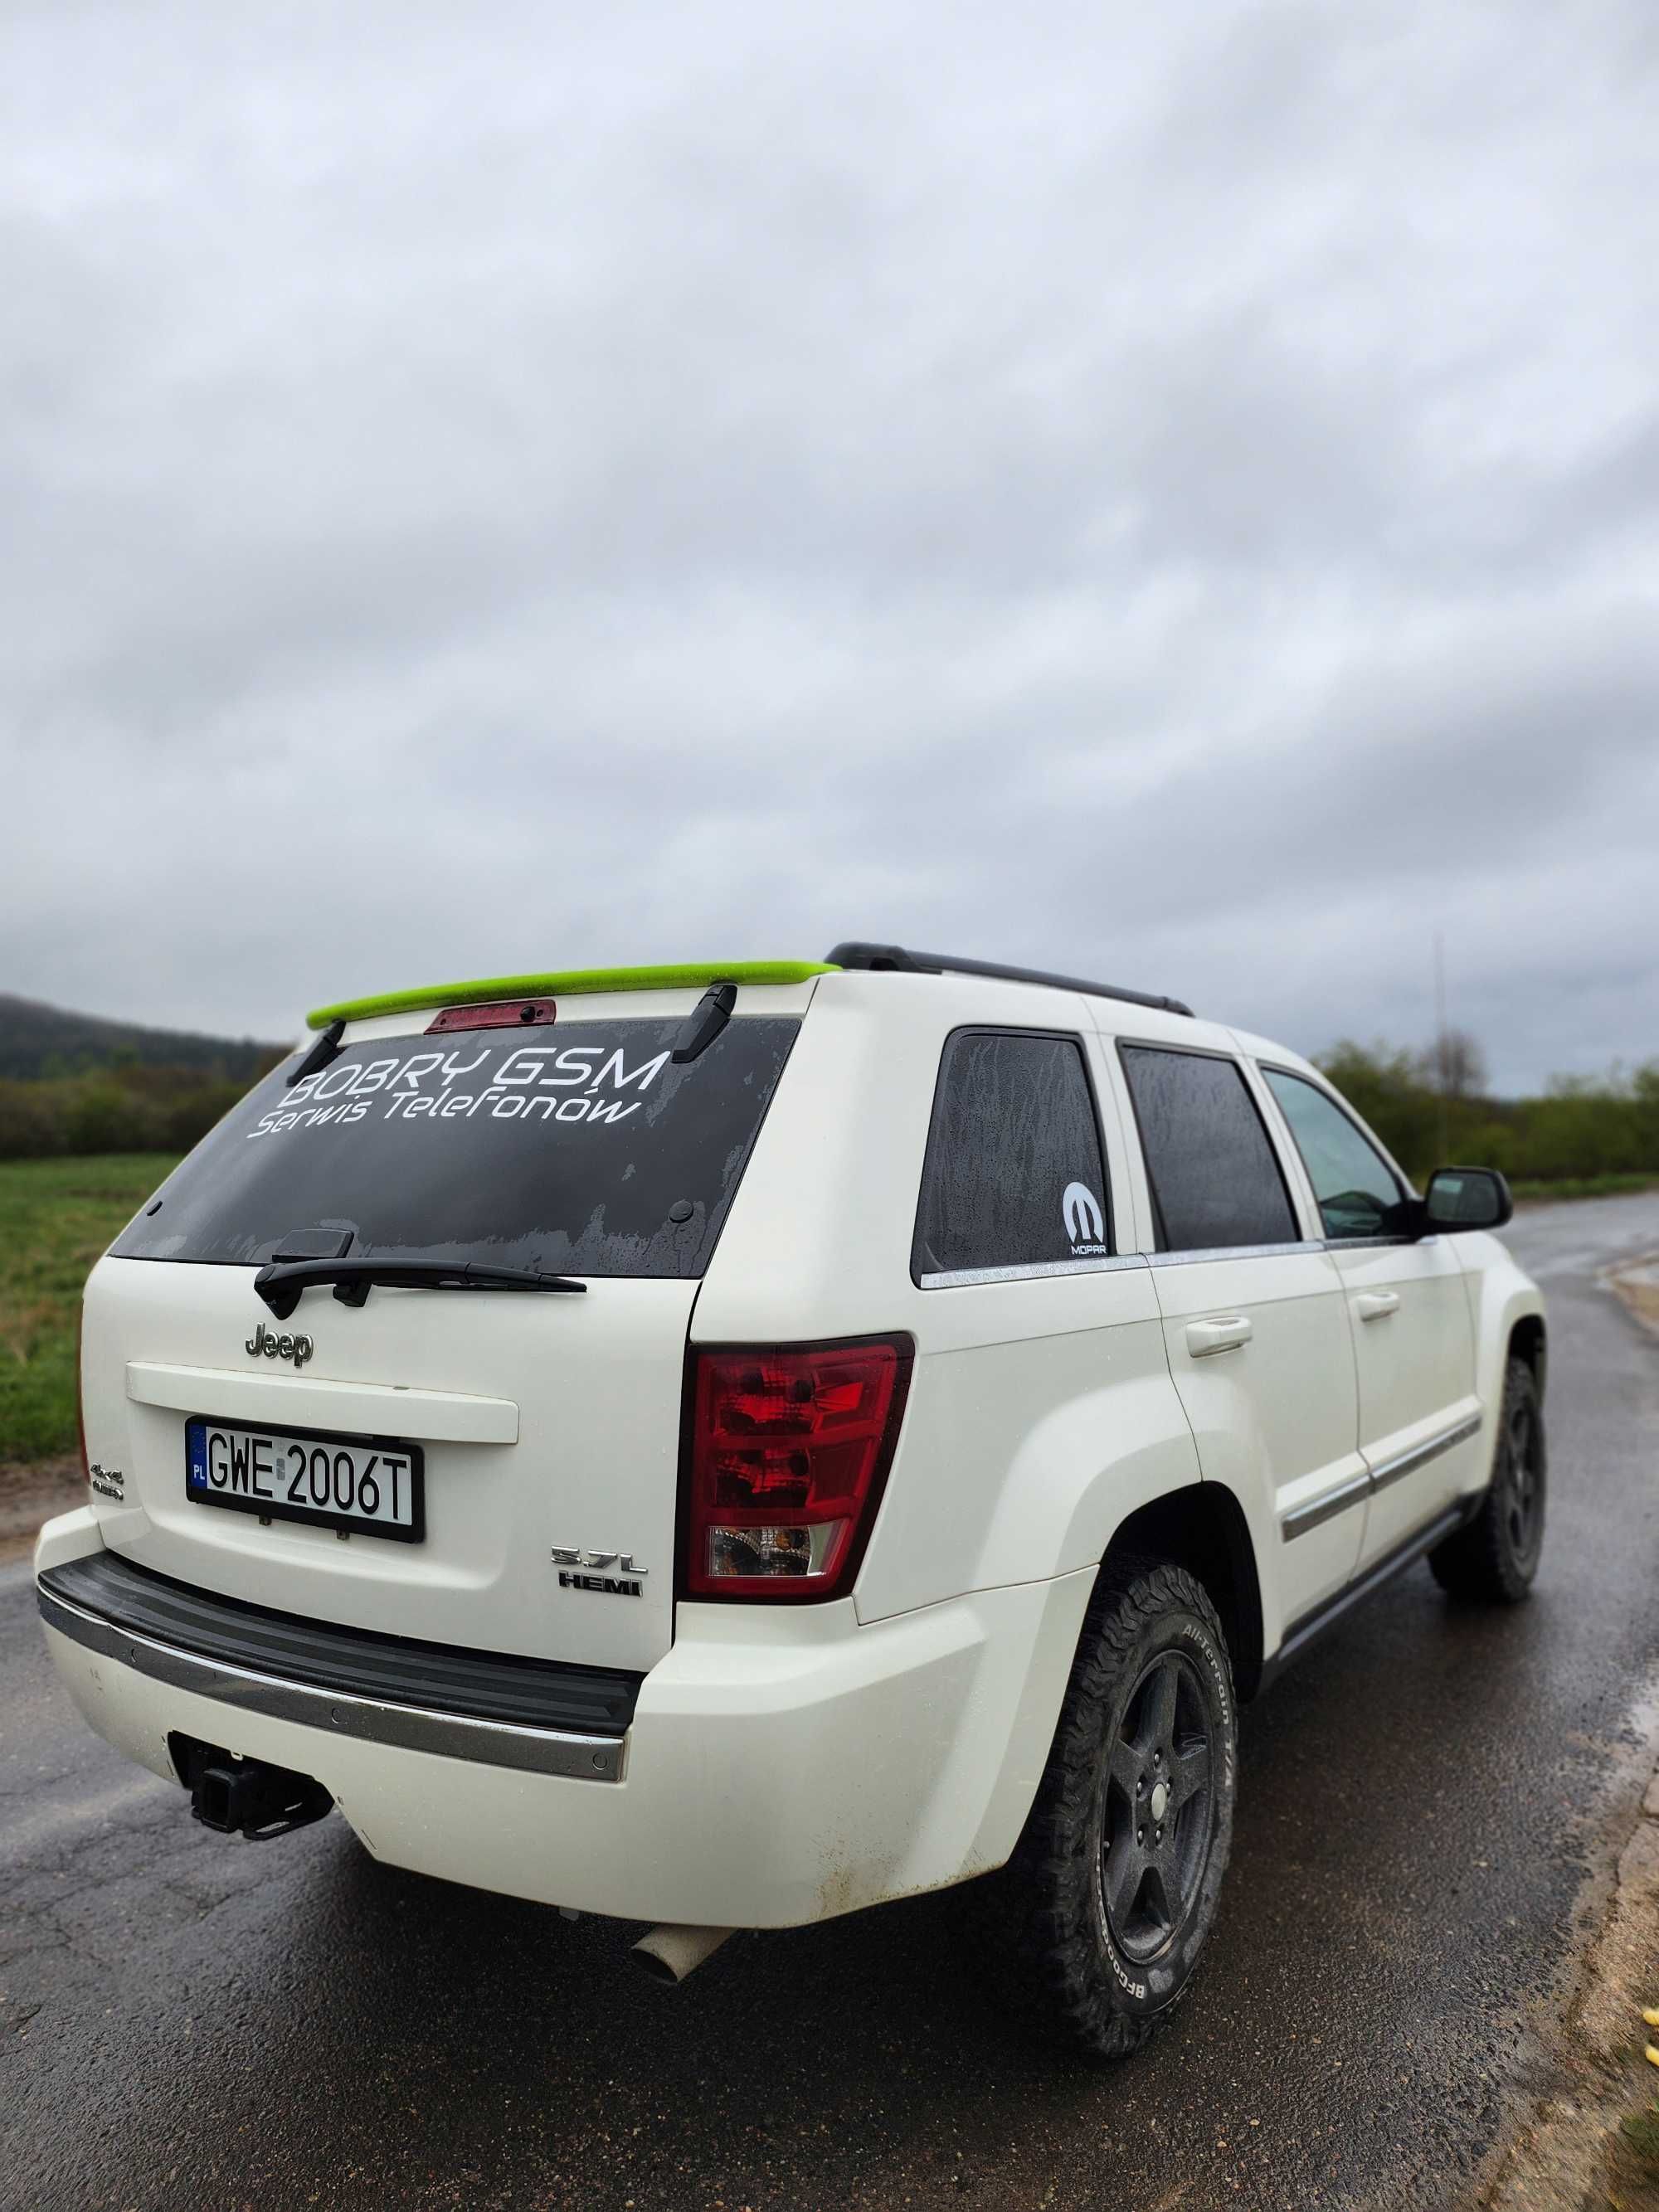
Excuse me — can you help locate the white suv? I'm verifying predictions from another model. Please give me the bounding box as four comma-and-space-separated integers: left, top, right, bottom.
35, 946, 1547, 2054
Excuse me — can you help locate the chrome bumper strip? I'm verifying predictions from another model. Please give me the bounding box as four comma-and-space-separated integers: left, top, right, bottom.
37, 1583, 626, 1782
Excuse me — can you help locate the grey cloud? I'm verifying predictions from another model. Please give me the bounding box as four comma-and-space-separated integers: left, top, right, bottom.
3, 0, 1657, 1096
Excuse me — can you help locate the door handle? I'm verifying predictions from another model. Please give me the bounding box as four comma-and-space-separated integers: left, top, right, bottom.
1185, 1315, 1253, 1359
1354, 1291, 1401, 1322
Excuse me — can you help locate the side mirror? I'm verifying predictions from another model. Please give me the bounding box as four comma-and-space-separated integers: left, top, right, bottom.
1420, 1165, 1513, 1234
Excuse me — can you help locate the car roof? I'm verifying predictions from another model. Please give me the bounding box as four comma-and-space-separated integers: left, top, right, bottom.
304, 946, 1315, 1082
306, 961, 836, 1029
309, 942, 1196, 1033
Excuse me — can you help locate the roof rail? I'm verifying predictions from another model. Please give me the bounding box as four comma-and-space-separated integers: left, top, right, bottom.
825, 943, 1194, 1018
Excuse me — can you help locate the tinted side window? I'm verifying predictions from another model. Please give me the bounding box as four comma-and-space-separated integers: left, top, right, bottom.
1262, 1068, 1404, 1239
914, 1031, 1110, 1279
1119, 1046, 1297, 1252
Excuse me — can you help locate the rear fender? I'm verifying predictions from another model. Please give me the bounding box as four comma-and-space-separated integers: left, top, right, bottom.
970, 1371, 1203, 1590
1104, 1480, 1267, 1700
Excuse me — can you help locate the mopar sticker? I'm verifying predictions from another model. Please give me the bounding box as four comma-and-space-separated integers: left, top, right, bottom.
1063, 1180, 1107, 1256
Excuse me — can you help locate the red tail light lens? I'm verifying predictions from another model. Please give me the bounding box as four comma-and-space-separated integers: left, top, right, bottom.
682, 1335, 912, 1601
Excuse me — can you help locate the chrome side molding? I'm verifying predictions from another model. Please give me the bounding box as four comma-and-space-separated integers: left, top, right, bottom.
1368, 1412, 1483, 1497
1281, 1412, 1483, 1543
1281, 1472, 1373, 1542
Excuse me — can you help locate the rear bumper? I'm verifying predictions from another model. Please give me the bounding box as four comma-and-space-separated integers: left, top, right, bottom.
36, 1508, 1093, 1929
37, 1546, 635, 1782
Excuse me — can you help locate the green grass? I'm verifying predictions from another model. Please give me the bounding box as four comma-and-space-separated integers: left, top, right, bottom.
1511, 1173, 1659, 1203
0, 1153, 178, 1464
1619, 2095, 1659, 2192
0, 1147, 1652, 1466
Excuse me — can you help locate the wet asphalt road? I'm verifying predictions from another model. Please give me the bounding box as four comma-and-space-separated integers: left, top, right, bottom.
4, 1196, 1659, 2212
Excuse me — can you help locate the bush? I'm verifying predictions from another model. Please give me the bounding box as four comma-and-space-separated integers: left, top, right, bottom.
0, 1058, 277, 1162
1311, 1044, 1659, 1188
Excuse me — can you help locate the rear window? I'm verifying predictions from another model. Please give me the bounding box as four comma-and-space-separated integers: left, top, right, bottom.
110, 1017, 799, 1280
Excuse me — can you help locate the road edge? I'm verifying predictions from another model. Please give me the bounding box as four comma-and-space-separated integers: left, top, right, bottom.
1466, 1753, 1659, 2208
1462, 1257, 1659, 2209
0, 1456, 81, 1563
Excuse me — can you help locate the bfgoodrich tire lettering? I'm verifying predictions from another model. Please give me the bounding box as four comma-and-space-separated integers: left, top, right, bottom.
997, 1557, 1237, 2059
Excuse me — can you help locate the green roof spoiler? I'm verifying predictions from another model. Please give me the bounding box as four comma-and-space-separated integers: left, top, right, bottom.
306, 961, 839, 1030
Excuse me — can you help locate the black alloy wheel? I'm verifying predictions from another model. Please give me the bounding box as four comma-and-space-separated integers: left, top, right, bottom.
1097, 1647, 1218, 1966
1497, 1384, 1545, 1573
1429, 1352, 1547, 1603
995, 1556, 1238, 2059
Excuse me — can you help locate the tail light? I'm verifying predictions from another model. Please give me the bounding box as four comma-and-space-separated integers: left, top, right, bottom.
680, 1335, 912, 1602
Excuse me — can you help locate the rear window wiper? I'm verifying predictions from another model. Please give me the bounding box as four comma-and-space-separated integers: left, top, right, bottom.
672, 980, 737, 1065
253, 1257, 587, 1320
285, 1018, 345, 1089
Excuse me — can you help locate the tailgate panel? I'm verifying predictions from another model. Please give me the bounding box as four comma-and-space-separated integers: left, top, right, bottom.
80, 1254, 694, 1674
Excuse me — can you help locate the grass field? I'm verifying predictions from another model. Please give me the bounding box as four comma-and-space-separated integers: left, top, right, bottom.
1511, 1172, 1659, 1203
1, 1150, 1654, 1470
0, 1153, 178, 1464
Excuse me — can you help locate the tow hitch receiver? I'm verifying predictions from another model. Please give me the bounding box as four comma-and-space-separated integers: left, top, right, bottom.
169, 1732, 334, 1840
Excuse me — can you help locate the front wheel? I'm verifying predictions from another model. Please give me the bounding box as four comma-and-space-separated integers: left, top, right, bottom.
1428, 1353, 1546, 1603
996, 1558, 1237, 2059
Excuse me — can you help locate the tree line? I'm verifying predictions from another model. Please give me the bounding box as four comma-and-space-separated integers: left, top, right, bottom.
0, 991, 283, 1083
0, 1033, 1656, 1192
0, 1056, 286, 1161
1315, 1036, 1659, 1189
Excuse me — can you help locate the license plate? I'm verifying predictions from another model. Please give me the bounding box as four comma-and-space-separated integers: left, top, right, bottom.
185, 1417, 425, 1542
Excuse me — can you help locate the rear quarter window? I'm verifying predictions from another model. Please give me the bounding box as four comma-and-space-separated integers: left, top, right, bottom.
110, 1016, 799, 1281
913, 1028, 1111, 1281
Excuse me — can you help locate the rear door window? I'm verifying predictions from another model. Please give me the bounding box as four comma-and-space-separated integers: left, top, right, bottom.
109, 1017, 799, 1280
913, 1029, 1110, 1281
1118, 1045, 1297, 1252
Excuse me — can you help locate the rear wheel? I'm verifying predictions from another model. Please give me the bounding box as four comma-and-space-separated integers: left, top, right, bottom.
1428, 1353, 1545, 1603
996, 1558, 1237, 2059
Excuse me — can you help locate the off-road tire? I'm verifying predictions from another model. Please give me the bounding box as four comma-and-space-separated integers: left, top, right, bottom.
1428, 1354, 1546, 1603
996, 1556, 1237, 2060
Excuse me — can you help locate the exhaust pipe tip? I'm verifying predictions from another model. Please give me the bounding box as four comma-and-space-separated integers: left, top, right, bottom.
630, 1924, 736, 1986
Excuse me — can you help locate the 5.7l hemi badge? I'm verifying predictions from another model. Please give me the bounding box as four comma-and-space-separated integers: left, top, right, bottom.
551, 1546, 648, 1597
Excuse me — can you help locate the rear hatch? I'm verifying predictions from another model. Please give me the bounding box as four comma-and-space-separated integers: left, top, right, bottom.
81, 990, 806, 1674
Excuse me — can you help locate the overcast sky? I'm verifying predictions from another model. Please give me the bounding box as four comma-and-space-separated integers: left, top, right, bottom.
4, 2, 1656, 1092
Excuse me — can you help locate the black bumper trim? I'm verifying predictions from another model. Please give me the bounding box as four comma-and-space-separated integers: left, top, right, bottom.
38, 1549, 641, 1738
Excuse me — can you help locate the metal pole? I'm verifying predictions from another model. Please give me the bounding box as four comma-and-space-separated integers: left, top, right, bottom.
1433, 931, 1448, 1159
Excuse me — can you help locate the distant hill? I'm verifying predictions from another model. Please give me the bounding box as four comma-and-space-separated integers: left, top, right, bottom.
0, 994, 289, 1083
